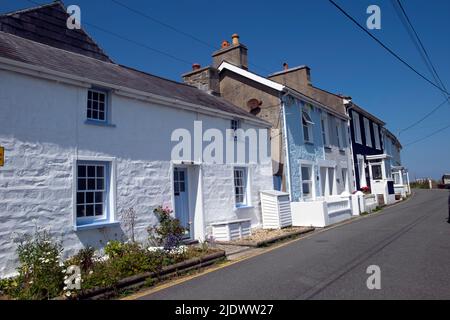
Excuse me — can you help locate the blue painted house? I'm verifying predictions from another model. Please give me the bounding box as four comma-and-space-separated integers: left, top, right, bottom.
182, 35, 355, 227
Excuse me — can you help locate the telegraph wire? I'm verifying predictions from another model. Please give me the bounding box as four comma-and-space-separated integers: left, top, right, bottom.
110, 0, 214, 50
404, 123, 450, 147
392, 0, 450, 135
394, 0, 448, 95
108, 0, 272, 74
83, 22, 193, 66
399, 97, 450, 136
328, 0, 449, 96
24, 0, 193, 66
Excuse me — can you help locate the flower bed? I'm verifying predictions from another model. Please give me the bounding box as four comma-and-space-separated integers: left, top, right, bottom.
0, 206, 223, 300
217, 226, 315, 247
0, 235, 222, 300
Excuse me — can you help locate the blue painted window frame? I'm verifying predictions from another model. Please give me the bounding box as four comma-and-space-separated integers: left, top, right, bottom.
86, 88, 109, 123
76, 160, 111, 227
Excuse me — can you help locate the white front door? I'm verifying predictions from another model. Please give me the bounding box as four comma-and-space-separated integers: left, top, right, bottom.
174, 168, 190, 238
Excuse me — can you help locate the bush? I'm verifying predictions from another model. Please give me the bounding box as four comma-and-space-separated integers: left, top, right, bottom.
148, 206, 186, 250
65, 247, 95, 273
104, 240, 126, 259
108, 243, 153, 277
12, 230, 64, 300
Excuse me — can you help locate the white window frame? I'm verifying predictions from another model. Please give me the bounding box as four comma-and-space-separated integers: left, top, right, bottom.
72, 156, 117, 230
373, 123, 381, 150
363, 117, 372, 147
336, 120, 343, 150
357, 155, 367, 188
352, 111, 362, 144
342, 167, 349, 192
321, 112, 330, 147
234, 166, 250, 208
318, 161, 337, 198
300, 161, 315, 200
302, 107, 314, 144
87, 89, 108, 122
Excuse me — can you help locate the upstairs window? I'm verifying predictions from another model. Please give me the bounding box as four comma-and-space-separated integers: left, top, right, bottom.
336, 121, 343, 149
321, 113, 330, 147
352, 111, 362, 144
231, 119, 241, 141
231, 119, 240, 131
302, 109, 314, 144
373, 123, 381, 150
87, 89, 107, 122
363, 117, 372, 147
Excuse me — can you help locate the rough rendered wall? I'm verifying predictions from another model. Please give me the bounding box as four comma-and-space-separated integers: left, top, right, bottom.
0, 69, 272, 277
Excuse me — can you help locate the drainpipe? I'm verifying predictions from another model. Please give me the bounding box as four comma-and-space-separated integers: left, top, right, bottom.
280, 91, 292, 201
345, 101, 357, 192
406, 171, 411, 194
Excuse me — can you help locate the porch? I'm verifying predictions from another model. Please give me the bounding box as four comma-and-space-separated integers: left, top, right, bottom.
291, 194, 353, 227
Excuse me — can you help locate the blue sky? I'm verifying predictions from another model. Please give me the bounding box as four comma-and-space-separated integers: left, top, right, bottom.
2, 0, 450, 179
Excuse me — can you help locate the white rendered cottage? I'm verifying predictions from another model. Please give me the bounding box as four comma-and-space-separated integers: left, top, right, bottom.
0, 3, 273, 277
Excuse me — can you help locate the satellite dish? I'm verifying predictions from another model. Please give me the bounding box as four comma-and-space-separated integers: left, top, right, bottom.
247, 99, 262, 115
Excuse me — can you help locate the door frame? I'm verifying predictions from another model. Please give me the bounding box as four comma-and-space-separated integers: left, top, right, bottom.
170, 163, 204, 241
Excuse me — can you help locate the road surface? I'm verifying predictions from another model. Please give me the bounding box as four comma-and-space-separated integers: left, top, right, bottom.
138, 189, 450, 300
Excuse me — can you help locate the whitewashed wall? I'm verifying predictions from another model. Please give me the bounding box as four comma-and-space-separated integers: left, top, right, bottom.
0, 69, 273, 277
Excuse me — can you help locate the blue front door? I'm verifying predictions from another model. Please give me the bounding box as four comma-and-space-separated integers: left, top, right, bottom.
174, 168, 190, 238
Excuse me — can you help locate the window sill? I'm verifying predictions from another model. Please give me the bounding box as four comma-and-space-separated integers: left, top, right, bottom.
305, 141, 314, 146
84, 120, 116, 128
234, 205, 254, 210
74, 221, 120, 231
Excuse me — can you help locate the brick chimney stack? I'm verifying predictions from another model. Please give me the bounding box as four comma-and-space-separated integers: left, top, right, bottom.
212, 33, 248, 70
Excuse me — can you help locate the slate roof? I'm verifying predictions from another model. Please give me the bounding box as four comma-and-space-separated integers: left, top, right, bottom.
0, 1, 112, 62
0, 3, 269, 124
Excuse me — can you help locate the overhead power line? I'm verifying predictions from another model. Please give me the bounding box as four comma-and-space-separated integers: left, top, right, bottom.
394, 0, 449, 95
24, 0, 193, 66
83, 22, 193, 66
108, 0, 272, 74
404, 123, 450, 147
328, 0, 450, 96
399, 97, 450, 135
392, 0, 450, 135
110, 0, 215, 50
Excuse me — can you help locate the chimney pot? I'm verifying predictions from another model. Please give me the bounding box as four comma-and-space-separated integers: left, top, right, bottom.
192, 63, 201, 71
232, 33, 240, 45
221, 40, 230, 48
283, 62, 289, 70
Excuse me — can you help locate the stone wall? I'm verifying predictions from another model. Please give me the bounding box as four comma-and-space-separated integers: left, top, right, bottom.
0, 69, 273, 277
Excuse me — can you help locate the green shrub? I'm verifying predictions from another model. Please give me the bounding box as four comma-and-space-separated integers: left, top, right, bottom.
81, 260, 121, 291
65, 247, 95, 272
0, 278, 18, 297
12, 230, 64, 300
148, 206, 186, 250
109, 243, 152, 277
104, 240, 125, 259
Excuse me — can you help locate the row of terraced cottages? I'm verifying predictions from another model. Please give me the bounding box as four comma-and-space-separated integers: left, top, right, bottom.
0, 2, 409, 277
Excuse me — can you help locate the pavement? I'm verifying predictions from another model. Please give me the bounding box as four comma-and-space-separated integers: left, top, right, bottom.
132, 189, 450, 300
